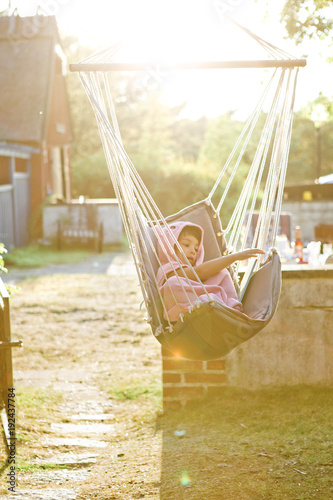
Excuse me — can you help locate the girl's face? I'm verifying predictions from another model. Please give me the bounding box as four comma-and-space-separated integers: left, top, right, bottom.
175, 233, 199, 265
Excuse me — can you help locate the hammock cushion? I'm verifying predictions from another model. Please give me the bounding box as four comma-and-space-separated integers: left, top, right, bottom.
155, 252, 281, 360
139, 200, 281, 360
139, 200, 232, 329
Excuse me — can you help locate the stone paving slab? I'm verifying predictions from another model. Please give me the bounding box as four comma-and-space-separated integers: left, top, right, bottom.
59, 400, 114, 414
70, 413, 115, 421
51, 382, 98, 393
43, 437, 108, 448
27, 469, 90, 484
59, 390, 109, 403
35, 452, 99, 465
51, 422, 115, 435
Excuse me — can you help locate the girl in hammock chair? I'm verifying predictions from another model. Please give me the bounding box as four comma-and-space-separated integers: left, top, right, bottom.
156, 221, 265, 322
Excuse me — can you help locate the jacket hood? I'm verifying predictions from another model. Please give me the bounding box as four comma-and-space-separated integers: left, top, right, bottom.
156, 220, 204, 267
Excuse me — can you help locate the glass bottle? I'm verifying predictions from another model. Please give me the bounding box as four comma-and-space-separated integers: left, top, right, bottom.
295, 225, 304, 263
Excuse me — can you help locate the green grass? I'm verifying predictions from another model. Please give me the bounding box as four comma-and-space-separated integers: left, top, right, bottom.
16, 387, 63, 411
9, 387, 63, 449
5, 244, 93, 268
16, 461, 71, 473
0, 387, 64, 491
106, 375, 162, 401
160, 385, 333, 499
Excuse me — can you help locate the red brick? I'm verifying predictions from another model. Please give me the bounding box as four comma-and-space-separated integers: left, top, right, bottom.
163, 400, 183, 411
206, 359, 226, 370
163, 386, 205, 398
162, 359, 203, 371
184, 373, 226, 384
206, 385, 227, 397
162, 373, 181, 384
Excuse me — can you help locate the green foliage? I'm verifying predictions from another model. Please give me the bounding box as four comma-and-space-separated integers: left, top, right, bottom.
198, 113, 249, 172
64, 35, 333, 218
197, 112, 269, 223
139, 161, 216, 217
71, 151, 114, 198
121, 91, 176, 172
286, 113, 317, 183
282, 0, 333, 43
170, 116, 208, 162
5, 244, 92, 268
286, 96, 333, 182
0, 1, 11, 16
301, 92, 333, 122
0, 242, 7, 274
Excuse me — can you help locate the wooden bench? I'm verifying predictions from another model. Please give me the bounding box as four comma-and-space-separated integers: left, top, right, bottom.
57, 220, 104, 253
0, 278, 22, 457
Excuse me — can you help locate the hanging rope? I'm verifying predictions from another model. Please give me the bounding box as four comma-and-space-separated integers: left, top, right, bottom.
70, 21, 304, 346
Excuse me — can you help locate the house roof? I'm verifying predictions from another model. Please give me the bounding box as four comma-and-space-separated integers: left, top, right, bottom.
0, 15, 62, 144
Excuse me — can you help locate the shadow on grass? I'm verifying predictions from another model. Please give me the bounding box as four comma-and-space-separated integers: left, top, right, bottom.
160, 386, 333, 499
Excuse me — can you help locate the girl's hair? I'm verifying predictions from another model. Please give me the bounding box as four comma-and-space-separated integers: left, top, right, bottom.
178, 225, 201, 243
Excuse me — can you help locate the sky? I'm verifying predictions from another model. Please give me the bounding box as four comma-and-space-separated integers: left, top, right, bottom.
1, 0, 333, 119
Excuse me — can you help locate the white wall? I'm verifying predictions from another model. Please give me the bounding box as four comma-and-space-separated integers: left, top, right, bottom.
282, 200, 333, 243
43, 200, 123, 244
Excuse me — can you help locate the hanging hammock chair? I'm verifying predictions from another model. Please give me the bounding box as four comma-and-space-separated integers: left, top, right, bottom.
70, 21, 306, 361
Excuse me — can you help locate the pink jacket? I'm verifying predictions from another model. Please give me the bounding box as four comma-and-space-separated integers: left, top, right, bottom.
156, 221, 243, 322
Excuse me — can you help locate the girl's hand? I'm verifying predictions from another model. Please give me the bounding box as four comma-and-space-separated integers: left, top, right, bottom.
236, 248, 266, 261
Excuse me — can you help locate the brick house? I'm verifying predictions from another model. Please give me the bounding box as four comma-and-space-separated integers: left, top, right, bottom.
0, 14, 72, 248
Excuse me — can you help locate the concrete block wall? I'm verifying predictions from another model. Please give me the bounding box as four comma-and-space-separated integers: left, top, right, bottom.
226, 266, 333, 389
43, 200, 123, 245
162, 266, 333, 408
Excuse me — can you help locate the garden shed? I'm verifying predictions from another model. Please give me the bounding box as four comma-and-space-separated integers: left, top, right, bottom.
0, 14, 72, 248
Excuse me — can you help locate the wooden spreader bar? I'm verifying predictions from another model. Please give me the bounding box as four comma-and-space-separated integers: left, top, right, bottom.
70, 58, 307, 73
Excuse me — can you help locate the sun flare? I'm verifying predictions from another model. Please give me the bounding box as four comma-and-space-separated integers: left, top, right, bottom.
10, 0, 327, 117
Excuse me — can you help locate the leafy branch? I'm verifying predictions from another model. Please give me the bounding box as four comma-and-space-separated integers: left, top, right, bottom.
0, 243, 8, 275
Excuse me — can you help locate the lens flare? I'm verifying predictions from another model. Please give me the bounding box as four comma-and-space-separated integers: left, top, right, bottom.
179, 470, 191, 487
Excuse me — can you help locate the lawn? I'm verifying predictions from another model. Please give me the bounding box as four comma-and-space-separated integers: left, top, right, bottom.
4, 243, 94, 268
0, 272, 332, 499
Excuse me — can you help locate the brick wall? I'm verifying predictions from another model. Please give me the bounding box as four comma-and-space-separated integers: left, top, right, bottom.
162, 347, 226, 409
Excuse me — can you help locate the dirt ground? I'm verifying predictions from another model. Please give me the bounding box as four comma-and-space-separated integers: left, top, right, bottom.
0, 254, 332, 499
0, 255, 163, 499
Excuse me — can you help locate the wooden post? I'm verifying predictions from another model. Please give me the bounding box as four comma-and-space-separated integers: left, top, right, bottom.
0, 278, 23, 455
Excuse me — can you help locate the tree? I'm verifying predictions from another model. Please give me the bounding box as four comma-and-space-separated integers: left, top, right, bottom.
281, 0, 333, 43
62, 36, 106, 163
285, 113, 317, 183
171, 116, 208, 163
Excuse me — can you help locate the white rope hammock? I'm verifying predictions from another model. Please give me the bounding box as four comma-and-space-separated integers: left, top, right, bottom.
70, 22, 305, 360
